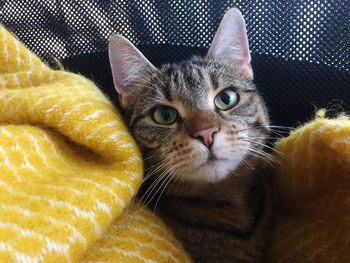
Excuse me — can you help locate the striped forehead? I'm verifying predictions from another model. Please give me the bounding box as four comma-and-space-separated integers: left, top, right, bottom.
159, 61, 215, 108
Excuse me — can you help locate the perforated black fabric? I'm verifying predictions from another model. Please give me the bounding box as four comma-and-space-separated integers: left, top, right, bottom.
1, 1, 349, 127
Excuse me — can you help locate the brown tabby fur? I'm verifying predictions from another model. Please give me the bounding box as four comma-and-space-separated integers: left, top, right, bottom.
110, 8, 271, 262
130, 58, 271, 262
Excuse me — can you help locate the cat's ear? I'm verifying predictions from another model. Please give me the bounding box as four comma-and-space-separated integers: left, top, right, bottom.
109, 34, 156, 109
207, 8, 253, 80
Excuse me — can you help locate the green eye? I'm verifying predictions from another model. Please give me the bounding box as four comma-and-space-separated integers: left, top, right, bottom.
152, 106, 178, 125
214, 89, 238, 110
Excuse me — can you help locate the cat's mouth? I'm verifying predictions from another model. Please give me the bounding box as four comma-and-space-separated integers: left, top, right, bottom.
186, 148, 246, 182
199, 153, 228, 168
208, 155, 219, 163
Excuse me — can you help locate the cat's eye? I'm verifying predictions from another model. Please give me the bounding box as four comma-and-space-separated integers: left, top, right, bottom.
214, 89, 239, 110
152, 106, 178, 125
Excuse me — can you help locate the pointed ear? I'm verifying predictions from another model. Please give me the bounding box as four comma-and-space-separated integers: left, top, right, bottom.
207, 8, 253, 80
109, 34, 156, 109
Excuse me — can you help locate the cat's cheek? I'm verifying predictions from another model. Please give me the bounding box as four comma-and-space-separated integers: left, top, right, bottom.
185, 141, 209, 167
167, 141, 209, 181
212, 132, 246, 158
132, 133, 159, 149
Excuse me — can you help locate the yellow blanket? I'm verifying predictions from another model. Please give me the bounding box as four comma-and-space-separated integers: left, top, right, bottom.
0, 25, 349, 262
267, 111, 350, 263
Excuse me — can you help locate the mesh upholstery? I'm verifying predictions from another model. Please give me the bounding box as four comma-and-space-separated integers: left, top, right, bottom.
1, 0, 349, 127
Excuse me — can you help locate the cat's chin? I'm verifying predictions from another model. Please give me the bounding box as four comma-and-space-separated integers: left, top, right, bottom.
184, 155, 245, 183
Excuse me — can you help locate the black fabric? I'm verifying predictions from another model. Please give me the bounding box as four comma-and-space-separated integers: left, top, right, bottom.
1, 1, 349, 127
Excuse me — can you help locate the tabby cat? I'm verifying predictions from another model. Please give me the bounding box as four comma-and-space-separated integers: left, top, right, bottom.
109, 8, 270, 263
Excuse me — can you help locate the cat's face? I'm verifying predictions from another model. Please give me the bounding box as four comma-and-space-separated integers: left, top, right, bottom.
109, 8, 269, 184
129, 58, 268, 183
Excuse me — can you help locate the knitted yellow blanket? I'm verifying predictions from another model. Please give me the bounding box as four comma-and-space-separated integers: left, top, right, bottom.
1, 25, 349, 262
267, 111, 350, 263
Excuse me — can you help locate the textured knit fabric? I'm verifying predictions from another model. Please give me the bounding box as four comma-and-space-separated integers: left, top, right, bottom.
0, 25, 190, 262
1, 25, 349, 263
267, 111, 350, 263
81, 203, 191, 263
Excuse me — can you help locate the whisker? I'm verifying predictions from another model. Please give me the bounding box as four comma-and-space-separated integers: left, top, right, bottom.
144, 161, 160, 173
246, 151, 266, 160
165, 165, 186, 196
247, 147, 267, 156
145, 165, 180, 211
247, 136, 281, 140
143, 162, 166, 183
139, 168, 168, 207
243, 138, 286, 156
269, 129, 291, 137
143, 155, 156, 161
241, 158, 256, 171
140, 162, 182, 210
144, 173, 170, 209
256, 125, 293, 130
152, 169, 176, 213
246, 145, 277, 161
246, 147, 282, 165
231, 125, 292, 138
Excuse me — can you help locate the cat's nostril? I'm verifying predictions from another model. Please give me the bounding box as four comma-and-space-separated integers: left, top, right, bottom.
192, 126, 219, 148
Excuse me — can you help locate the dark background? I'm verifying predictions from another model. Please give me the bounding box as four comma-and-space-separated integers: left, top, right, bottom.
1, 0, 349, 128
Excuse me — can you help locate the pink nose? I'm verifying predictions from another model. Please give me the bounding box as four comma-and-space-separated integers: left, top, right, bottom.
192, 126, 219, 148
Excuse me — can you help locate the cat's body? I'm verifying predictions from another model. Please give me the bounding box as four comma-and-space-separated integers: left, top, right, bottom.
146, 157, 270, 263
109, 8, 271, 262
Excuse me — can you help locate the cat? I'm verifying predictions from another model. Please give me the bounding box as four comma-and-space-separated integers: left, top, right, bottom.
109, 8, 271, 263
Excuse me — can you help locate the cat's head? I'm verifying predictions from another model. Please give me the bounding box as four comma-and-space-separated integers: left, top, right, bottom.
109, 8, 269, 184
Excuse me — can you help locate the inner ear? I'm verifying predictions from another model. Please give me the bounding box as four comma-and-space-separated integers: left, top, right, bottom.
207, 8, 253, 80
109, 34, 157, 109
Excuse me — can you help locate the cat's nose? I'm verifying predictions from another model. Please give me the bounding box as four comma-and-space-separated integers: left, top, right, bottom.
192, 126, 219, 148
